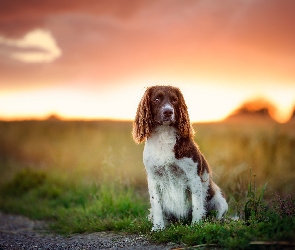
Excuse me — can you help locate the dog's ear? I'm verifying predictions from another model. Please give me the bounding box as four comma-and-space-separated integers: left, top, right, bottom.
175, 87, 195, 139
132, 87, 154, 143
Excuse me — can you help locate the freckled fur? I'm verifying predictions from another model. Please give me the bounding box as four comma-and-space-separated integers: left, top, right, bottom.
133, 85, 228, 230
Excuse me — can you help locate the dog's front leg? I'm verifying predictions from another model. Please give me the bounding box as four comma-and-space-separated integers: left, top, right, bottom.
189, 177, 205, 224
147, 176, 165, 231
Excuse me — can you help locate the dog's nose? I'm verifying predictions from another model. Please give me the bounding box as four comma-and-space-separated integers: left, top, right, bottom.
163, 108, 174, 117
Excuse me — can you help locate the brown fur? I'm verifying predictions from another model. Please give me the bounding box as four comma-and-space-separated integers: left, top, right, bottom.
132, 85, 194, 143
174, 136, 211, 178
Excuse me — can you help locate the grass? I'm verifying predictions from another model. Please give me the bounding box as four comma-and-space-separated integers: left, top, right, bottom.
0, 168, 150, 235
0, 168, 294, 249
0, 120, 295, 248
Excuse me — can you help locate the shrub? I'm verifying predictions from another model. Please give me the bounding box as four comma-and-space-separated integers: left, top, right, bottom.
1, 168, 46, 196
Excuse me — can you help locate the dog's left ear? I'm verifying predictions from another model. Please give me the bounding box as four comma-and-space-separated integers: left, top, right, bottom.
132, 87, 154, 144
175, 87, 195, 139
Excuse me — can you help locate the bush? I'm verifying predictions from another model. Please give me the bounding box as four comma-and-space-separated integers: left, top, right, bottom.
1, 168, 46, 196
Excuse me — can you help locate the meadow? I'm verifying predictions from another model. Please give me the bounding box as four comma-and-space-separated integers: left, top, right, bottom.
0, 119, 294, 249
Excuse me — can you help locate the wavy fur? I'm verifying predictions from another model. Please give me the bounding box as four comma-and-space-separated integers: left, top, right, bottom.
132, 86, 194, 143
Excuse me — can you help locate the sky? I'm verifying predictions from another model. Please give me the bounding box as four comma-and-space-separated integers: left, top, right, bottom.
0, 0, 295, 122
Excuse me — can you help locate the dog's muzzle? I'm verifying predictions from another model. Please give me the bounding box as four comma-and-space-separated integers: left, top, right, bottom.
161, 105, 175, 125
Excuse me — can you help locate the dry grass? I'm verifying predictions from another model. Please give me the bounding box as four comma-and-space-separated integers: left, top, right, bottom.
0, 119, 294, 196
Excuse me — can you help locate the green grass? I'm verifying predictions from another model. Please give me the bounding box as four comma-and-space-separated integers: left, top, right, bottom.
0, 168, 294, 249
0, 168, 150, 235
0, 120, 295, 248
150, 216, 295, 249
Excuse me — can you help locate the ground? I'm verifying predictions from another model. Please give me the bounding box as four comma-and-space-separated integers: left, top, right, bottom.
0, 212, 178, 250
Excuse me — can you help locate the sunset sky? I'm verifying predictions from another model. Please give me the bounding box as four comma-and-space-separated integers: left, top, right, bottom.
0, 0, 295, 122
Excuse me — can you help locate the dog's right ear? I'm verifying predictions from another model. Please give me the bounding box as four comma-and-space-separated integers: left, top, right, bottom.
132, 87, 154, 144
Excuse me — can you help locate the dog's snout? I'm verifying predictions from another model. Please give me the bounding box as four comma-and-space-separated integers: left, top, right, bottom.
163, 107, 174, 117
160, 102, 175, 124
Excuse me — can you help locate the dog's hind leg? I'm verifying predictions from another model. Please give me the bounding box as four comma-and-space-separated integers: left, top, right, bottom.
206, 182, 228, 219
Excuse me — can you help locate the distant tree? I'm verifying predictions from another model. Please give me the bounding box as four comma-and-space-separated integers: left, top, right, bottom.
46, 114, 61, 121
289, 106, 295, 121
227, 98, 277, 122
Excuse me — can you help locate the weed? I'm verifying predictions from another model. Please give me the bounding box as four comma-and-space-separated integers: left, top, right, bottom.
244, 168, 268, 221
267, 193, 295, 219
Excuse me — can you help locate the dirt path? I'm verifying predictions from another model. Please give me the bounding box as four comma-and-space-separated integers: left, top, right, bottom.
0, 212, 179, 250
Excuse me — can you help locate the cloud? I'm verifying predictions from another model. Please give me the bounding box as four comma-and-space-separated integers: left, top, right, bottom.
0, 29, 61, 63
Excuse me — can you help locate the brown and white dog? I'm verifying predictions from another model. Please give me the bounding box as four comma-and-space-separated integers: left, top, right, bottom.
132, 85, 228, 231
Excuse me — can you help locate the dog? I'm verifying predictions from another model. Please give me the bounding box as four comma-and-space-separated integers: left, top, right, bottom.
132, 85, 228, 231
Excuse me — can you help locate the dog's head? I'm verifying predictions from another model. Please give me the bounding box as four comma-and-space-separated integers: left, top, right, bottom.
132, 85, 194, 143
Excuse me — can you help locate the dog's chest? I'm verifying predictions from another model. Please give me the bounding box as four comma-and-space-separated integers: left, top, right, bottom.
143, 126, 177, 168
143, 127, 193, 219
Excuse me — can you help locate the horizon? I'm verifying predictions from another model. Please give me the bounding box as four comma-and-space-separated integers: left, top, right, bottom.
0, 85, 294, 123
1, 96, 294, 124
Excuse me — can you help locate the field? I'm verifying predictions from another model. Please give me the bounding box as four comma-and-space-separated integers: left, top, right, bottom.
0, 120, 294, 248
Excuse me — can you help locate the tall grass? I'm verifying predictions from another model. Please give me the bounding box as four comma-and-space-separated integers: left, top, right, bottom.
0, 120, 145, 187
0, 120, 294, 248
1, 120, 294, 193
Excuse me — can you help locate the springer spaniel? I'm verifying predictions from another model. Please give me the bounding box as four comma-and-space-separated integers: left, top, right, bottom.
132, 85, 228, 231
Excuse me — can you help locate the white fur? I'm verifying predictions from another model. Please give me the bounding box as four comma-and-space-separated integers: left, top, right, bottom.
143, 125, 228, 231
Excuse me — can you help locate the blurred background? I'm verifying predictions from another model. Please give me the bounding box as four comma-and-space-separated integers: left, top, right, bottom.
0, 1, 295, 204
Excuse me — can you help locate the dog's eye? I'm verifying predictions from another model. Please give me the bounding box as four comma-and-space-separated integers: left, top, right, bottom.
171, 97, 178, 104
154, 97, 161, 103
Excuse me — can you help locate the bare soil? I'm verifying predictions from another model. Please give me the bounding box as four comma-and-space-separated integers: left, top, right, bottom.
0, 212, 179, 250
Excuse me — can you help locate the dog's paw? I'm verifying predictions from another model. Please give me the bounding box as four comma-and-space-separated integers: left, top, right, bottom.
191, 217, 202, 225
191, 206, 205, 224
151, 222, 165, 231
151, 225, 165, 231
